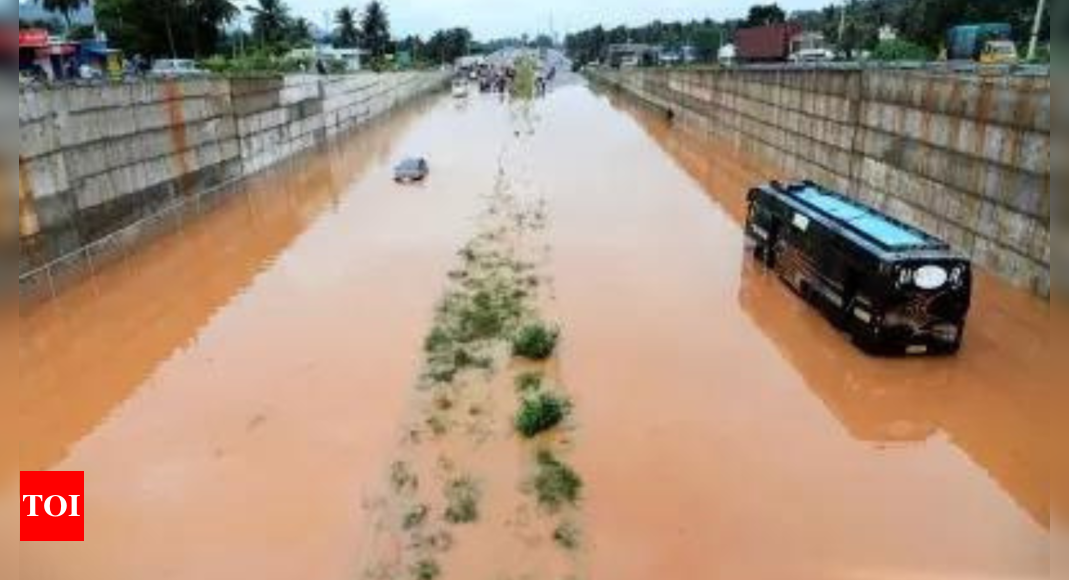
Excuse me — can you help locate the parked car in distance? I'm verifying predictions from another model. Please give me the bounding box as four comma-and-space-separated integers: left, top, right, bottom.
150, 59, 206, 78
394, 158, 430, 183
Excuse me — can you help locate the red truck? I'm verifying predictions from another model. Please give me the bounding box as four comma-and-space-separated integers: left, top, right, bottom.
735, 22, 803, 62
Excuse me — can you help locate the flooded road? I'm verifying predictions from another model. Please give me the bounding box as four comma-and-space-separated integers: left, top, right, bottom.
15, 79, 1051, 580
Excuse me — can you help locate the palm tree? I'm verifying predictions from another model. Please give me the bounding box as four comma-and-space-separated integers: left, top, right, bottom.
289, 17, 314, 47
361, 1, 391, 59
245, 0, 292, 48
335, 7, 360, 48
189, 0, 240, 55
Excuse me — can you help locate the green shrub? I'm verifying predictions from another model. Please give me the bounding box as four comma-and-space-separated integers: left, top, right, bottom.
411, 559, 440, 580
870, 39, 933, 62
443, 476, 481, 524
424, 326, 452, 353
512, 323, 559, 360
515, 372, 544, 393
533, 451, 583, 511
515, 393, 570, 438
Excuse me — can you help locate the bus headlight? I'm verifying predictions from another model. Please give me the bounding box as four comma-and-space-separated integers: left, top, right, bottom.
914, 265, 948, 290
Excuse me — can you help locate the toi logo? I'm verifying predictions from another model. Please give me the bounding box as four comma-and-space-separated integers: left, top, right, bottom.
20, 471, 84, 542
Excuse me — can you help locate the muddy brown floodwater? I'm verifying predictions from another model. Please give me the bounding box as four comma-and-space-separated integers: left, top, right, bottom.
12, 79, 1054, 580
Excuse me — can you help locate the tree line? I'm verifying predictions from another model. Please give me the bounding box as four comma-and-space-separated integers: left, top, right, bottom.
565, 0, 1051, 64
84, 0, 481, 68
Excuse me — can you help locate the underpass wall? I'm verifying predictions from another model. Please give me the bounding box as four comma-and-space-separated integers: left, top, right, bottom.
591, 68, 1050, 297
18, 71, 448, 287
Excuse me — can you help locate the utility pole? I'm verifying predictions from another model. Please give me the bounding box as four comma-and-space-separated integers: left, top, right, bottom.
838, 3, 847, 47
1026, 0, 1047, 61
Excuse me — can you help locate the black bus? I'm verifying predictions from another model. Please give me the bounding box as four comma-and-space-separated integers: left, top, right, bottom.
745, 181, 972, 355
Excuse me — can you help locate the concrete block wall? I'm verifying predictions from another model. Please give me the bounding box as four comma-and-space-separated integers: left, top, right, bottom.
592, 68, 1050, 296
18, 71, 448, 274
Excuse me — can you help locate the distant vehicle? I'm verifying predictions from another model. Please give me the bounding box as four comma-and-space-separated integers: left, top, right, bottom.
150, 59, 206, 78
979, 40, 1020, 64
946, 23, 1014, 62
736, 22, 803, 62
745, 181, 972, 355
451, 79, 469, 98
789, 32, 836, 63
789, 48, 836, 63
394, 158, 429, 183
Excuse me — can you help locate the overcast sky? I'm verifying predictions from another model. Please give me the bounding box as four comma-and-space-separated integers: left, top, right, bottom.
280, 0, 834, 40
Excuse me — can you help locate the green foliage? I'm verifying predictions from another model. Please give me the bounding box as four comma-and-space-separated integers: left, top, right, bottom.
390, 461, 419, 493
511, 56, 538, 99
515, 372, 544, 393
246, 0, 292, 50
402, 504, 429, 530
515, 393, 570, 438
361, 1, 391, 59
411, 559, 440, 580
533, 450, 583, 511
334, 7, 361, 48
870, 39, 933, 61
553, 521, 581, 550
424, 28, 474, 65
566, 20, 727, 65
443, 476, 481, 524
746, 4, 787, 27
512, 322, 559, 360
199, 51, 315, 75
66, 24, 96, 41
1035, 45, 1050, 64
97, 0, 239, 57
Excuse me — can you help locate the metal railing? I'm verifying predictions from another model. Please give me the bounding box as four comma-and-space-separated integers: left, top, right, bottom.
18, 173, 247, 305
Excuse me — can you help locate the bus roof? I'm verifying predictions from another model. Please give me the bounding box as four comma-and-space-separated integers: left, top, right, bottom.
782, 183, 942, 252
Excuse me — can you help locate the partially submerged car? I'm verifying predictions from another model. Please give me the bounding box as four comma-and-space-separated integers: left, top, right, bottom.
394, 157, 429, 183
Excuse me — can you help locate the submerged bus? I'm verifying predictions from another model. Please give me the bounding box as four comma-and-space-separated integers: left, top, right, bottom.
745, 181, 972, 355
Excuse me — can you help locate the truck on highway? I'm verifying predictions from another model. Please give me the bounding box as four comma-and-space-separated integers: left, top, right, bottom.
735, 22, 803, 62
946, 23, 1019, 63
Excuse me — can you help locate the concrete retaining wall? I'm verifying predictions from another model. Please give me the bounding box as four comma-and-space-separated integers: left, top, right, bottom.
591, 68, 1050, 297
18, 71, 448, 274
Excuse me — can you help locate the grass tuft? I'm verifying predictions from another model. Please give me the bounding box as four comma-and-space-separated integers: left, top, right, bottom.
533, 450, 582, 511
515, 371, 544, 393
553, 520, 581, 550
403, 504, 429, 530
443, 476, 481, 524
391, 461, 419, 493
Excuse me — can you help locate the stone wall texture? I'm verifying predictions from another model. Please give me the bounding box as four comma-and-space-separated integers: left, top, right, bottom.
591, 67, 1050, 297
18, 71, 448, 274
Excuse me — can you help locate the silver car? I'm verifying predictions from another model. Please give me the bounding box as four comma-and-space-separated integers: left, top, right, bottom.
394, 158, 430, 183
